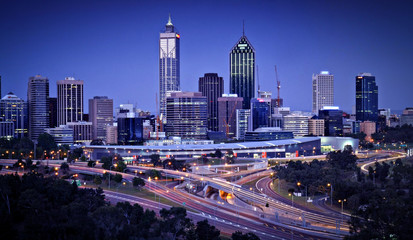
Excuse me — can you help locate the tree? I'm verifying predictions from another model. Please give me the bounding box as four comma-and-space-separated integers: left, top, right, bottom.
132, 177, 145, 190
231, 231, 260, 240
147, 169, 162, 179
94, 175, 102, 185
195, 219, 220, 240
37, 133, 57, 151
160, 207, 193, 240
113, 173, 123, 183
150, 154, 161, 167
60, 162, 69, 173
115, 160, 127, 172
87, 160, 96, 168
214, 149, 222, 159
101, 156, 113, 170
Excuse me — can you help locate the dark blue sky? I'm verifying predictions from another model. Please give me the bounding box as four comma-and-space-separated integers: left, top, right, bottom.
1, 0, 412, 113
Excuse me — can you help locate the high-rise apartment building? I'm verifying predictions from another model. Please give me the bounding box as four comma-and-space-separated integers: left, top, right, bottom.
89, 96, 113, 140
199, 73, 224, 132
230, 32, 255, 109
356, 73, 378, 122
218, 94, 243, 138
165, 92, 207, 140
159, 15, 180, 118
28, 75, 49, 141
57, 77, 84, 125
67, 121, 93, 144
312, 71, 334, 114
0, 92, 28, 138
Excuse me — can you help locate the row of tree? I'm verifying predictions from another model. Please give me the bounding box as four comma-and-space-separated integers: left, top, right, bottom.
0, 173, 259, 240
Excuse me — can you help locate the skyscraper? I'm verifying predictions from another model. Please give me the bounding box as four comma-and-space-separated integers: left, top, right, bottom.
57, 77, 84, 125
218, 94, 243, 138
165, 92, 207, 140
312, 71, 334, 114
356, 73, 378, 122
198, 73, 224, 131
159, 15, 180, 118
318, 106, 343, 136
89, 96, 113, 140
0, 92, 28, 138
230, 31, 255, 109
250, 98, 271, 131
28, 75, 49, 141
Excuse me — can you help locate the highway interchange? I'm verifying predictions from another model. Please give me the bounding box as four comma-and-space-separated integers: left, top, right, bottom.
0, 149, 405, 240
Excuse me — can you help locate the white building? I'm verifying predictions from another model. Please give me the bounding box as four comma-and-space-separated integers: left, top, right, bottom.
312, 71, 334, 114
283, 114, 309, 137
57, 77, 84, 125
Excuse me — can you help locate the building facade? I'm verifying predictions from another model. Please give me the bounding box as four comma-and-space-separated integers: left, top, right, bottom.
236, 109, 250, 140
312, 71, 334, 114
245, 128, 293, 141
400, 108, 413, 126
283, 114, 309, 137
28, 75, 49, 141
218, 94, 243, 138
0, 122, 14, 140
67, 121, 93, 144
159, 15, 180, 117
198, 73, 224, 132
308, 117, 325, 136
49, 97, 57, 128
0, 92, 28, 138
230, 34, 255, 109
356, 73, 378, 122
106, 124, 118, 145
250, 98, 271, 131
89, 96, 113, 140
57, 77, 84, 125
360, 121, 376, 139
44, 125, 73, 145
165, 92, 207, 140
318, 106, 343, 136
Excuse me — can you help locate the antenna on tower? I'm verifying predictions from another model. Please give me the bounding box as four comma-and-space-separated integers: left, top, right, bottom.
257, 65, 260, 97
275, 65, 281, 107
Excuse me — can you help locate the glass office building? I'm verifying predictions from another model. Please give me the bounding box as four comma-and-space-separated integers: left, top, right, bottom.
28, 75, 49, 141
318, 106, 343, 136
356, 73, 378, 122
0, 92, 28, 138
230, 34, 255, 109
250, 98, 271, 131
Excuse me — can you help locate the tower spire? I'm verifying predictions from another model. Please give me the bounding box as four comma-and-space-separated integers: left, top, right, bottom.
167, 13, 173, 26
242, 20, 245, 36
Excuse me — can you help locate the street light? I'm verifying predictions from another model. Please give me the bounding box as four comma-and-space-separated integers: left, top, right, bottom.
327, 183, 333, 207
297, 182, 308, 206
288, 192, 294, 207
338, 199, 346, 231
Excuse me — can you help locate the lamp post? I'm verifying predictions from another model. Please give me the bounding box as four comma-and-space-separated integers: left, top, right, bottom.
338, 199, 346, 231
297, 182, 308, 206
327, 183, 333, 207
288, 192, 294, 207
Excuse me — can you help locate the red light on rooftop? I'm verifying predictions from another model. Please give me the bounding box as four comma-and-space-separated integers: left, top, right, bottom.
176, 34, 180, 38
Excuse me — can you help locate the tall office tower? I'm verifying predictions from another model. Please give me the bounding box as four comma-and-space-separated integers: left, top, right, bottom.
318, 106, 343, 136
57, 77, 84, 125
199, 73, 224, 131
356, 73, 378, 122
218, 94, 243, 138
0, 92, 28, 138
283, 114, 309, 137
49, 97, 57, 128
0, 122, 14, 139
312, 71, 334, 114
89, 96, 113, 140
159, 15, 180, 118
250, 98, 271, 131
230, 31, 255, 109
236, 109, 250, 140
165, 92, 207, 140
106, 124, 118, 145
28, 75, 49, 141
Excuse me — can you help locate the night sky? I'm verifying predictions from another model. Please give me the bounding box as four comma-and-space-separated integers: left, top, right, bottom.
1, 0, 412, 114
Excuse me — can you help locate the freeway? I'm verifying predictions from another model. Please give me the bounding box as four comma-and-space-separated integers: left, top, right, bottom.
360, 151, 406, 173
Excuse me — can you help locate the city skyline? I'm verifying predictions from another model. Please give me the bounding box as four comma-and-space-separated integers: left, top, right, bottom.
1, 0, 413, 114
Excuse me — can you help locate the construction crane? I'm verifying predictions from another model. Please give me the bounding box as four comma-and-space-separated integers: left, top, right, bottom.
223, 103, 238, 138
275, 65, 281, 107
